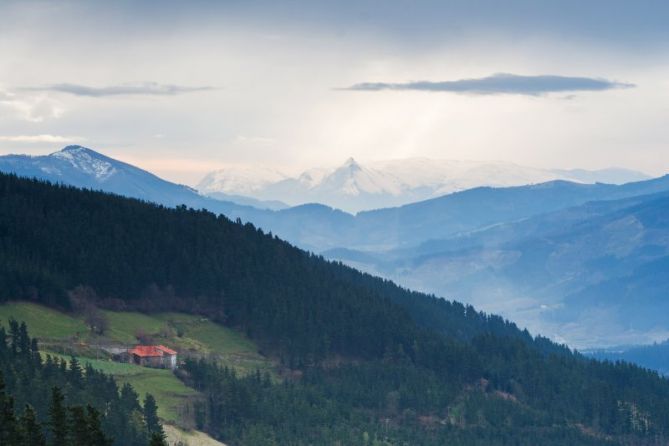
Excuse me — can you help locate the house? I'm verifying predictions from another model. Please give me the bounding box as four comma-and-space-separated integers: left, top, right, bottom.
128, 345, 178, 370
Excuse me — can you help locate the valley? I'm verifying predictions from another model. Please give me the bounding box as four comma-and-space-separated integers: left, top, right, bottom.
2, 2, 667, 444
2, 173, 669, 445
2, 146, 669, 351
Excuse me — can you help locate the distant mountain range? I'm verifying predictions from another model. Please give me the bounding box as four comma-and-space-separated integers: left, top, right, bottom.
585, 340, 669, 375
326, 187, 669, 348
197, 157, 650, 213
2, 145, 669, 350
7, 169, 669, 445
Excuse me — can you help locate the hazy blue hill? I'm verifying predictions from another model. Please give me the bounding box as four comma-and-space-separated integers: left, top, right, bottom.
4, 146, 669, 348
344, 191, 669, 348
351, 176, 669, 250
3, 146, 668, 256
5, 171, 669, 445
205, 191, 289, 210
0, 147, 353, 250
586, 340, 669, 375
553, 167, 651, 184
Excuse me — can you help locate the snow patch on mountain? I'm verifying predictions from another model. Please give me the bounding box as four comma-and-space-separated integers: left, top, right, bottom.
198, 166, 287, 196
50, 145, 117, 181
197, 157, 651, 213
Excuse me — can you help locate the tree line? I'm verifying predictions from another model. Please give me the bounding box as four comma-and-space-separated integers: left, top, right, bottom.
0, 319, 166, 446
4, 173, 669, 444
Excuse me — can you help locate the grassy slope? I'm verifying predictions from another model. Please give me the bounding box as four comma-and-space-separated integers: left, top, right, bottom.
42, 352, 196, 421
0, 302, 87, 339
0, 302, 272, 374
0, 302, 274, 424
164, 424, 226, 446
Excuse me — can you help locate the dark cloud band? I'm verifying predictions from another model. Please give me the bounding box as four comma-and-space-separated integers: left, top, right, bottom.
26, 82, 214, 97
343, 73, 634, 96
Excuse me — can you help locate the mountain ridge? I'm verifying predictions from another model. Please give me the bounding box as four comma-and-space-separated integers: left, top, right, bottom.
197, 156, 651, 212
326, 189, 669, 348
0, 145, 265, 216
3, 146, 669, 349
3, 171, 669, 445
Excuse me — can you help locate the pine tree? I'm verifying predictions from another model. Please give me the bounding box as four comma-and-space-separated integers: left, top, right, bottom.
8, 319, 19, 355
149, 431, 168, 446
69, 406, 89, 446
68, 357, 83, 387
143, 393, 164, 439
86, 406, 112, 446
0, 373, 19, 446
18, 322, 30, 356
120, 382, 141, 413
19, 404, 45, 446
48, 387, 68, 446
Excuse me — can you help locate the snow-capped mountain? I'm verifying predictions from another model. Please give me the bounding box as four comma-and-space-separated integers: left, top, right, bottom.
0, 145, 195, 203
0, 145, 258, 214
198, 166, 288, 196
197, 157, 650, 213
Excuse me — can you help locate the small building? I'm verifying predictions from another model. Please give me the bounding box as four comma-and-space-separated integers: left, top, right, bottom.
128, 345, 178, 370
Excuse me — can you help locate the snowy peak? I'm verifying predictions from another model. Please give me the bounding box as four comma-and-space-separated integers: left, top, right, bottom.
59, 145, 96, 155
49, 145, 118, 181
297, 167, 331, 188
197, 158, 652, 213
341, 157, 361, 171
0, 146, 252, 213
197, 166, 288, 196
320, 158, 402, 197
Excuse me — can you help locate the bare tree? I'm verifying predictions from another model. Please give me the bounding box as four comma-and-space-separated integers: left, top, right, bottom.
68, 285, 109, 335
85, 306, 109, 335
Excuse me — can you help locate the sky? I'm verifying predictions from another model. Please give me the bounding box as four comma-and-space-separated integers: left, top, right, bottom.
1, 0, 668, 185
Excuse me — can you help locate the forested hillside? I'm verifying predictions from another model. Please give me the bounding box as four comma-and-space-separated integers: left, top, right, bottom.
3, 173, 669, 445
346, 189, 669, 348
0, 320, 165, 446
0, 172, 547, 363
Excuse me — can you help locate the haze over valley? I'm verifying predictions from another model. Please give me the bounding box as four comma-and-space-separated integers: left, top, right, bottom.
1, 145, 667, 350
3, 1, 669, 445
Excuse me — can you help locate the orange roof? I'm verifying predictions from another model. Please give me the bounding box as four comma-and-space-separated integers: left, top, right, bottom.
129, 345, 177, 357
157, 345, 177, 355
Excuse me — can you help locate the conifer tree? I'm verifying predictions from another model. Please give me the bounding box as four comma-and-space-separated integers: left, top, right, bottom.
0, 327, 7, 352
0, 383, 19, 446
86, 406, 112, 446
143, 394, 164, 439
69, 406, 89, 446
68, 356, 83, 387
8, 319, 19, 355
120, 383, 141, 413
18, 322, 30, 355
20, 404, 45, 446
48, 387, 68, 446
149, 431, 168, 446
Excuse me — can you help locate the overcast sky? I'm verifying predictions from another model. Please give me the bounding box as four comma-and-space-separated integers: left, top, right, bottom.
1, 0, 668, 184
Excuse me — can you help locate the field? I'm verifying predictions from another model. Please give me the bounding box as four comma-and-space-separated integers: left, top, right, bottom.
164, 424, 226, 446
0, 302, 87, 339
0, 301, 275, 426
0, 301, 273, 375
42, 352, 198, 422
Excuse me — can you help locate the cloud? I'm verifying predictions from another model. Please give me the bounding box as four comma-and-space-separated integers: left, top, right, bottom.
233, 135, 275, 145
27, 82, 215, 97
0, 134, 83, 143
0, 89, 64, 122
343, 73, 634, 96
